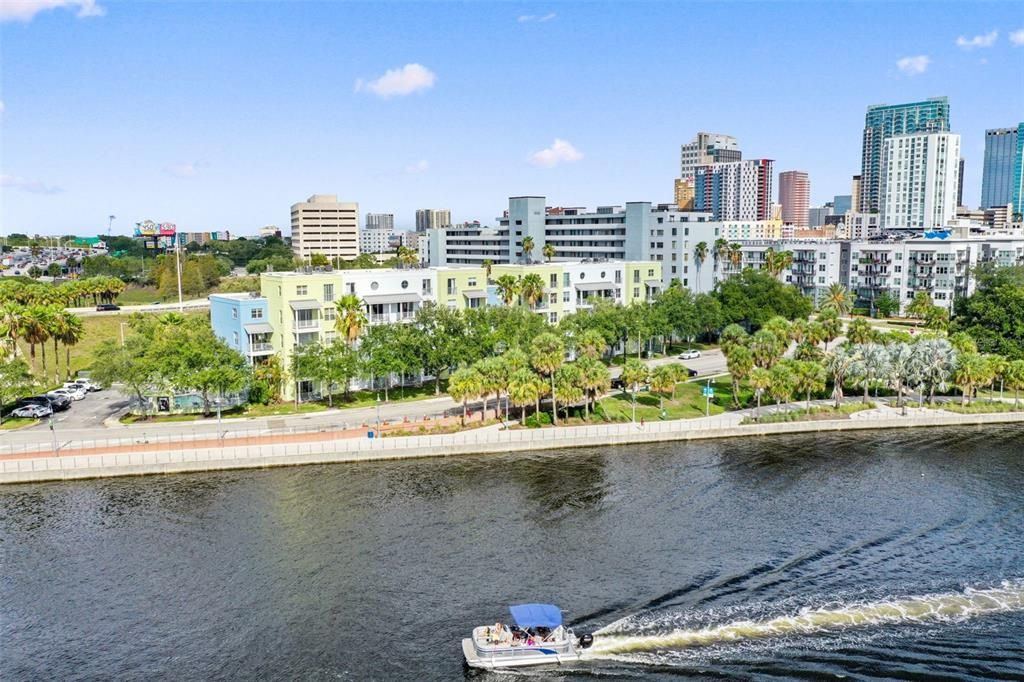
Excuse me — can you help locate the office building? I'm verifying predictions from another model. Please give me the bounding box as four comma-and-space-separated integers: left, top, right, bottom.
1017, 123, 1024, 214
860, 97, 950, 213
291, 194, 359, 261
880, 132, 960, 231
176, 231, 231, 246
674, 178, 694, 210
679, 132, 741, 181
359, 227, 395, 255
415, 208, 452, 232
694, 159, 775, 221
779, 171, 810, 228
851, 176, 861, 213
365, 213, 395, 231
833, 195, 852, 216
808, 205, 833, 228
981, 125, 1023, 209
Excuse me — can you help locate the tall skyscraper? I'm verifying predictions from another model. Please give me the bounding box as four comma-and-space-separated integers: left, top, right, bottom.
415, 208, 452, 232
860, 97, 950, 213
680, 132, 741, 181
365, 213, 394, 231
778, 171, 810, 228
833, 195, 852, 216
981, 125, 1023, 209
291, 194, 359, 261
694, 159, 774, 221
880, 132, 960, 231
1016, 122, 1024, 214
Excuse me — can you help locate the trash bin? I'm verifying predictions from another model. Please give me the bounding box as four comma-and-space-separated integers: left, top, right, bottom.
367, 430, 375, 439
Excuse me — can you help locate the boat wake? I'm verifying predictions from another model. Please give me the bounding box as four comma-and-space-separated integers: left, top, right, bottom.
584, 581, 1024, 658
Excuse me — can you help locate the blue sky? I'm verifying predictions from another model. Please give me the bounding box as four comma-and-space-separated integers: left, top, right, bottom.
2, 1, 1023, 236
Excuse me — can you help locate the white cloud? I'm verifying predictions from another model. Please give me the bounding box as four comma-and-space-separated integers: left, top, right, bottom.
530, 139, 584, 168
164, 161, 203, 178
518, 12, 556, 23
0, 0, 104, 22
955, 30, 998, 49
354, 63, 436, 98
896, 55, 930, 76
1, 174, 63, 195
404, 160, 430, 174
1010, 29, 1024, 46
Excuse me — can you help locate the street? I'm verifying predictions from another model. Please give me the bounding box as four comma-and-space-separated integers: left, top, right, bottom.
69, 299, 211, 317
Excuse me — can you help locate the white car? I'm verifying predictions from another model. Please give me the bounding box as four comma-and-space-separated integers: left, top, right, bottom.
65, 380, 99, 393
678, 349, 702, 360
49, 387, 86, 401
73, 378, 101, 392
12, 403, 53, 418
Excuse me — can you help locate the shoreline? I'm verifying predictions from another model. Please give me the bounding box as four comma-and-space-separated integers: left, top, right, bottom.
2, 409, 1022, 485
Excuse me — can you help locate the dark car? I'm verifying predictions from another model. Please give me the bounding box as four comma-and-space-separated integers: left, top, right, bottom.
96, 303, 120, 311
685, 367, 699, 377
611, 377, 625, 390
18, 394, 71, 412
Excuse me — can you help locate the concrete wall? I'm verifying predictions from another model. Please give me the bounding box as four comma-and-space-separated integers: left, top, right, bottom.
3, 412, 1022, 485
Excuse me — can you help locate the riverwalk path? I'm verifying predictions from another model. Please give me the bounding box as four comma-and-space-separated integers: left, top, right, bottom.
2, 399, 1022, 484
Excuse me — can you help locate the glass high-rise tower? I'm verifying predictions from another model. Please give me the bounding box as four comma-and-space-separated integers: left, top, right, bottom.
860, 97, 950, 214
982, 124, 1024, 212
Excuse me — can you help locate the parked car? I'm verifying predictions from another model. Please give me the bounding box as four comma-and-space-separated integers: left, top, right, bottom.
96, 303, 120, 311
678, 349, 701, 360
65, 379, 100, 393
684, 367, 699, 377
17, 395, 71, 412
611, 377, 625, 390
49, 387, 86, 401
12, 403, 52, 419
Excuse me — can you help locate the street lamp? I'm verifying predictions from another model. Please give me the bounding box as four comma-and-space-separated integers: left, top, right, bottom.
108, 215, 116, 236
376, 394, 381, 433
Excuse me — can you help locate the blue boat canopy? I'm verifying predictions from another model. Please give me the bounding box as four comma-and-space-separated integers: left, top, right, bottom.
509, 603, 562, 628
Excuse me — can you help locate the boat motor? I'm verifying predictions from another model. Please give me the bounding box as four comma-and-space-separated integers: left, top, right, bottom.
578, 633, 594, 648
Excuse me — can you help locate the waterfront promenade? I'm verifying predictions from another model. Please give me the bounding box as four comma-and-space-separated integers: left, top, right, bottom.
2, 401, 1022, 484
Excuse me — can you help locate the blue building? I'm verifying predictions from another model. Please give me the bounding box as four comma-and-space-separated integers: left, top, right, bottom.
209, 293, 274, 364
981, 125, 1023, 209
832, 195, 852, 216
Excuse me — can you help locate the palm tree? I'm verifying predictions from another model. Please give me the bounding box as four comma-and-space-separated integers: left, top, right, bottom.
448, 366, 483, 426
575, 329, 608, 360
768, 362, 795, 413
530, 332, 565, 425
495, 275, 520, 306
749, 329, 784, 369
952, 351, 990, 406
728, 243, 743, 269
693, 241, 709, 291
620, 358, 649, 423
519, 273, 545, 309
521, 236, 535, 263
846, 318, 873, 345
482, 259, 493, 281
475, 356, 504, 420
0, 302, 23, 358
508, 368, 541, 424
48, 306, 70, 384
762, 247, 779, 276
778, 250, 794, 276
719, 323, 749, 357
542, 243, 556, 263
749, 366, 772, 420
650, 364, 677, 414
817, 310, 844, 349
726, 344, 754, 407
19, 305, 51, 377
826, 345, 860, 409
576, 356, 610, 419
1004, 359, 1024, 407
855, 343, 889, 403
791, 360, 827, 411
821, 283, 853, 316
553, 363, 584, 421
912, 338, 956, 405
335, 294, 367, 346
713, 238, 729, 267
887, 342, 918, 413
396, 245, 418, 268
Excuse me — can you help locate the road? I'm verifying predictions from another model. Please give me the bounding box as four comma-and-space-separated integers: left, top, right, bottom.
70, 299, 210, 317
3, 351, 728, 450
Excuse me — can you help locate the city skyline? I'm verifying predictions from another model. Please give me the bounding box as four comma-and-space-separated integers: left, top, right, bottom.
2, 1, 1023, 235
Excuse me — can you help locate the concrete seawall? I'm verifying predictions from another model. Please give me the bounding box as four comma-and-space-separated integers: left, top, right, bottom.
2, 411, 1022, 484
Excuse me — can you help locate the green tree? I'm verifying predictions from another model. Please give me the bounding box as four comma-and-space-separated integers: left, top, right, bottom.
521, 236, 535, 262
846, 317, 873, 345
821, 283, 853, 316
494, 274, 520, 306
576, 356, 610, 420
719, 323, 749, 357
553, 363, 584, 421
412, 303, 467, 394
715, 268, 813, 330
335, 294, 367, 346
0, 358, 34, 424
475, 356, 505, 420
575, 328, 608, 360
825, 345, 860, 408
448, 366, 483, 426
508, 368, 541, 424
530, 332, 565, 425
90, 338, 159, 411
320, 342, 357, 405
952, 351, 990, 406
1004, 359, 1024, 407
951, 266, 1024, 359
791, 360, 827, 410
657, 285, 700, 345
620, 358, 649, 423
542, 242, 556, 262
749, 329, 784, 369
748, 366, 772, 420
725, 344, 754, 407
906, 291, 936, 327
519, 273, 546, 309
650, 364, 677, 413
874, 291, 900, 318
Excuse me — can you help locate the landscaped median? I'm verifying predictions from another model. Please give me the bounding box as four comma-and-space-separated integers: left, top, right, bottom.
4, 406, 1024, 484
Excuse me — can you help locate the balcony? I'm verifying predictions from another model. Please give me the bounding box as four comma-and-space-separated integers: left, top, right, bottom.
294, 319, 319, 330
249, 342, 274, 355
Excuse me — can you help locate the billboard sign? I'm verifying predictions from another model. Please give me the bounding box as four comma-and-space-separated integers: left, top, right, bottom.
134, 219, 157, 237
158, 222, 177, 237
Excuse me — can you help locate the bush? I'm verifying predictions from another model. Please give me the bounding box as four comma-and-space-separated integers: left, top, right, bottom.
851, 307, 870, 317
247, 380, 273, 405
523, 412, 553, 428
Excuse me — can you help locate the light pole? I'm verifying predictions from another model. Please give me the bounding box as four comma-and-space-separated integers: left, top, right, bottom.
108, 214, 116, 236
174, 242, 184, 311
375, 394, 381, 433
705, 378, 712, 417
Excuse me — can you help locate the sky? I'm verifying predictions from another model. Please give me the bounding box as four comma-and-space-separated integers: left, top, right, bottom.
1, 1, 1023, 236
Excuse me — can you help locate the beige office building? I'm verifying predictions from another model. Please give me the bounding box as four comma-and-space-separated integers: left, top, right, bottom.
291, 194, 359, 261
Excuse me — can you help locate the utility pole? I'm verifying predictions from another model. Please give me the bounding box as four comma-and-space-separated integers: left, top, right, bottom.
175, 242, 184, 312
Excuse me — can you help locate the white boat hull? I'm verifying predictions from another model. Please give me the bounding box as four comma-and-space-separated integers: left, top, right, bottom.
462, 638, 584, 669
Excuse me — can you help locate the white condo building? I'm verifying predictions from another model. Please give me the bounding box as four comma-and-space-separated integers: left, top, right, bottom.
880, 132, 960, 231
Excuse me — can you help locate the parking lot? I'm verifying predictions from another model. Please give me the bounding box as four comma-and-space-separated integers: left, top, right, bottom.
19, 388, 128, 431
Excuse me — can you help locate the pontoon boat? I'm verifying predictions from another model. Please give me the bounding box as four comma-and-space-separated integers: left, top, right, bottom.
462, 603, 593, 669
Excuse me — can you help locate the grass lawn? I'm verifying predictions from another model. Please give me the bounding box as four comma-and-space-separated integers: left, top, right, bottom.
15, 311, 208, 389
115, 286, 162, 305
742, 402, 876, 424
0, 417, 36, 431
597, 379, 732, 422
329, 381, 448, 408
926, 400, 1021, 414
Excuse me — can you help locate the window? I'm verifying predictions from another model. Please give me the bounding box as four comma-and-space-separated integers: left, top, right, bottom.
422, 278, 432, 294
347, 283, 355, 294
515, 220, 522, 225
232, 332, 238, 346
447, 278, 456, 295
550, 273, 557, 288
648, 268, 655, 277
231, 308, 238, 319
250, 308, 263, 319
370, 281, 379, 290
549, 312, 558, 323
563, 273, 570, 287
324, 308, 336, 321
615, 270, 622, 283
633, 271, 640, 283
323, 283, 334, 301
468, 278, 477, 287
633, 287, 640, 298
296, 285, 308, 296
549, 293, 557, 304
563, 290, 570, 302
579, 272, 586, 280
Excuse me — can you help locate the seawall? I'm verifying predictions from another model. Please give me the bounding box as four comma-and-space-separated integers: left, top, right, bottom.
2, 411, 1022, 484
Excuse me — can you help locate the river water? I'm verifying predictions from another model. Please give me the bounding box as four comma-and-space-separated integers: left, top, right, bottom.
2, 426, 1023, 680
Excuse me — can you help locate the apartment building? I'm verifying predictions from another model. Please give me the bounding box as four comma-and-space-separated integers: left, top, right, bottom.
208, 293, 273, 365
680, 132, 742, 181
880, 132, 960, 231
712, 240, 851, 305
778, 171, 810, 228
694, 159, 775, 221
291, 194, 359, 261
415, 208, 452, 232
